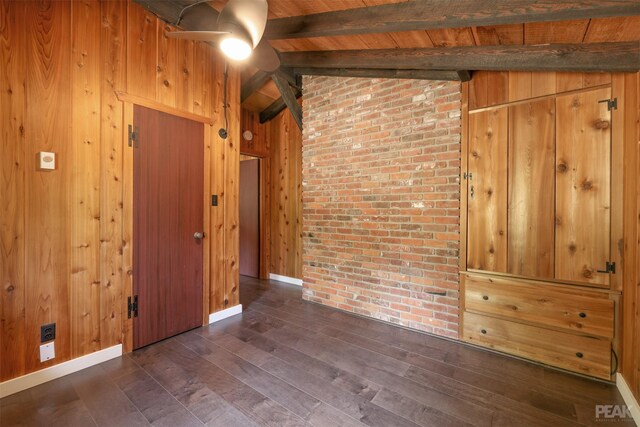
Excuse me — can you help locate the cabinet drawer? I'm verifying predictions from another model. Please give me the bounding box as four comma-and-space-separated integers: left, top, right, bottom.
464, 274, 614, 338
463, 312, 611, 380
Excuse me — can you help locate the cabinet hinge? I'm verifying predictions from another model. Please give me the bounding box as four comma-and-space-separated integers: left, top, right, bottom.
597, 261, 616, 274
128, 295, 138, 318
128, 125, 139, 148
598, 98, 617, 111
463, 172, 472, 180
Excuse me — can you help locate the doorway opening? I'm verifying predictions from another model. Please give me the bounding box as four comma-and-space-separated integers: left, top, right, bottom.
239, 155, 261, 278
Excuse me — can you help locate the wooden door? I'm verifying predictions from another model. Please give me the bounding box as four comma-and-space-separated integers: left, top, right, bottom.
467, 107, 508, 272
239, 158, 260, 278
555, 88, 611, 286
133, 105, 204, 349
508, 99, 556, 277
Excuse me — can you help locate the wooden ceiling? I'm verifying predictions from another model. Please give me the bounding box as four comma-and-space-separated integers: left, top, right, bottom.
223, 0, 640, 112
138, 1, 640, 114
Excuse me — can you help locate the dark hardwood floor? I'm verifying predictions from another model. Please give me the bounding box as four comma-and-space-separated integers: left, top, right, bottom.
1, 276, 634, 426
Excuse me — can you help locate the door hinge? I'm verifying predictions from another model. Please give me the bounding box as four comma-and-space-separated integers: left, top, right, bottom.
597, 261, 616, 274
128, 295, 138, 318
463, 172, 472, 180
598, 98, 617, 111
128, 125, 139, 147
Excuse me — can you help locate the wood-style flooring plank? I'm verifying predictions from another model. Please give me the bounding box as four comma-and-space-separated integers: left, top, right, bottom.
1, 276, 634, 427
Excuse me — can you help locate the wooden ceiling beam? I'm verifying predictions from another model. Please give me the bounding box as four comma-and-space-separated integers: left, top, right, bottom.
271, 72, 303, 130
281, 42, 640, 73
294, 68, 471, 82
264, 0, 640, 40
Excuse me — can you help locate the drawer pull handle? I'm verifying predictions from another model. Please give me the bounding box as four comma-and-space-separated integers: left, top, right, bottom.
482, 295, 489, 301
576, 352, 584, 358
578, 312, 586, 318
481, 329, 487, 334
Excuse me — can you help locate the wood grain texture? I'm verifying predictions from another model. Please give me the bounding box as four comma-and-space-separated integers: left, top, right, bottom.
71, 0, 102, 358
24, 0, 72, 372
264, 0, 640, 39
269, 109, 304, 279
2, 276, 635, 426
133, 106, 204, 349
225, 65, 242, 308
99, 0, 126, 350
280, 42, 640, 73
555, 88, 611, 286
508, 99, 555, 277
0, 0, 26, 382
126, 3, 156, 99
617, 72, 640, 401
467, 107, 508, 273
464, 273, 615, 339
240, 109, 270, 158
463, 312, 612, 380
1, 0, 242, 379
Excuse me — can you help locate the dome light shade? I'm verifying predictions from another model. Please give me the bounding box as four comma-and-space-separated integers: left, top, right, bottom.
220, 36, 252, 61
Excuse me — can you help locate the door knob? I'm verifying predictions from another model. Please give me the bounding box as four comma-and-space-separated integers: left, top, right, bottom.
194, 232, 204, 240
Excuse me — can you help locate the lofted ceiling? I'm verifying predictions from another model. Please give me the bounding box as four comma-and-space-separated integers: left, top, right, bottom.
137, 0, 640, 117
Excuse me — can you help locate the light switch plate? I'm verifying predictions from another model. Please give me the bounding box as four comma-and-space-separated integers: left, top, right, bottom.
37, 151, 56, 171
39, 342, 55, 362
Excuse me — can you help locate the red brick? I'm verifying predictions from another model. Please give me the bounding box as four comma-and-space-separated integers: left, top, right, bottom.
302, 75, 461, 339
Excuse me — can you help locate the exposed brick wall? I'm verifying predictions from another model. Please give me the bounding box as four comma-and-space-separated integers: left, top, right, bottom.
301, 76, 462, 338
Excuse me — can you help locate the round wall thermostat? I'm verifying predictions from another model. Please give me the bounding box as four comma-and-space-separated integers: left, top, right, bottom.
243, 130, 254, 141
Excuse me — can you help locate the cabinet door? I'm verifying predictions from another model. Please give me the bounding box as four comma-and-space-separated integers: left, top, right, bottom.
508, 99, 556, 277
467, 107, 508, 272
555, 88, 611, 286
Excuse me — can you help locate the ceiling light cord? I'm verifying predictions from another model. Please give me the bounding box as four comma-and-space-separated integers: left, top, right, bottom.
218, 61, 229, 139
174, 0, 211, 26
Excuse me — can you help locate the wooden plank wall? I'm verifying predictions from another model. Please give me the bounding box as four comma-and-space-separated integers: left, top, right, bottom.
467, 70, 640, 399
240, 108, 303, 279
0, 0, 240, 382
616, 73, 640, 401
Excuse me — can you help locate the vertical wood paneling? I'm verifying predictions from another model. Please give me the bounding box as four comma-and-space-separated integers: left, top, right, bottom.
269, 110, 302, 278
126, 3, 156, 99
71, 0, 102, 357
225, 65, 241, 307
618, 72, 640, 400
555, 88, 611, 286
240, 109, 269, 157
156, 24, 178, 108
467, 108, 508, 272
99, 0, 126, 349
469, 71, 508, 110
1, 0, 241, 380
209, 56, 226, 313
0, 0, 26, 381
508, 99, 555, 277
25, 0, 72, 371
176, 38, 194, 113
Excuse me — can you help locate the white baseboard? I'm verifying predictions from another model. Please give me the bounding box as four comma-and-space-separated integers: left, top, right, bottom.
0, 344, 122, 399
617, 374, 640, 425
208, 304, 243, 324
269, 273, 303, 286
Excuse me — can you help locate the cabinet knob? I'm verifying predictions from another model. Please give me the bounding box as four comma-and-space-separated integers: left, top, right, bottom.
482, 295, 489, 301
576, 352, 583, 358
481, 329, 487, 334
578, 312, 586, 318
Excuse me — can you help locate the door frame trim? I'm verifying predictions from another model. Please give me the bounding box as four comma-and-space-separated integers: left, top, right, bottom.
121, 102, 210, 353
116, 92, 214, 125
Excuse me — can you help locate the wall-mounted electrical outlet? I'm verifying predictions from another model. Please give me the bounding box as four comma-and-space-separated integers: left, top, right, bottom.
41, 323, 56, 343
40, 342, 55, 362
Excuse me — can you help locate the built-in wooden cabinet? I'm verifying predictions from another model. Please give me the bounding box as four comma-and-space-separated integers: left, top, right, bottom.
461, 73, 622, 380
466, 86, 613, 286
